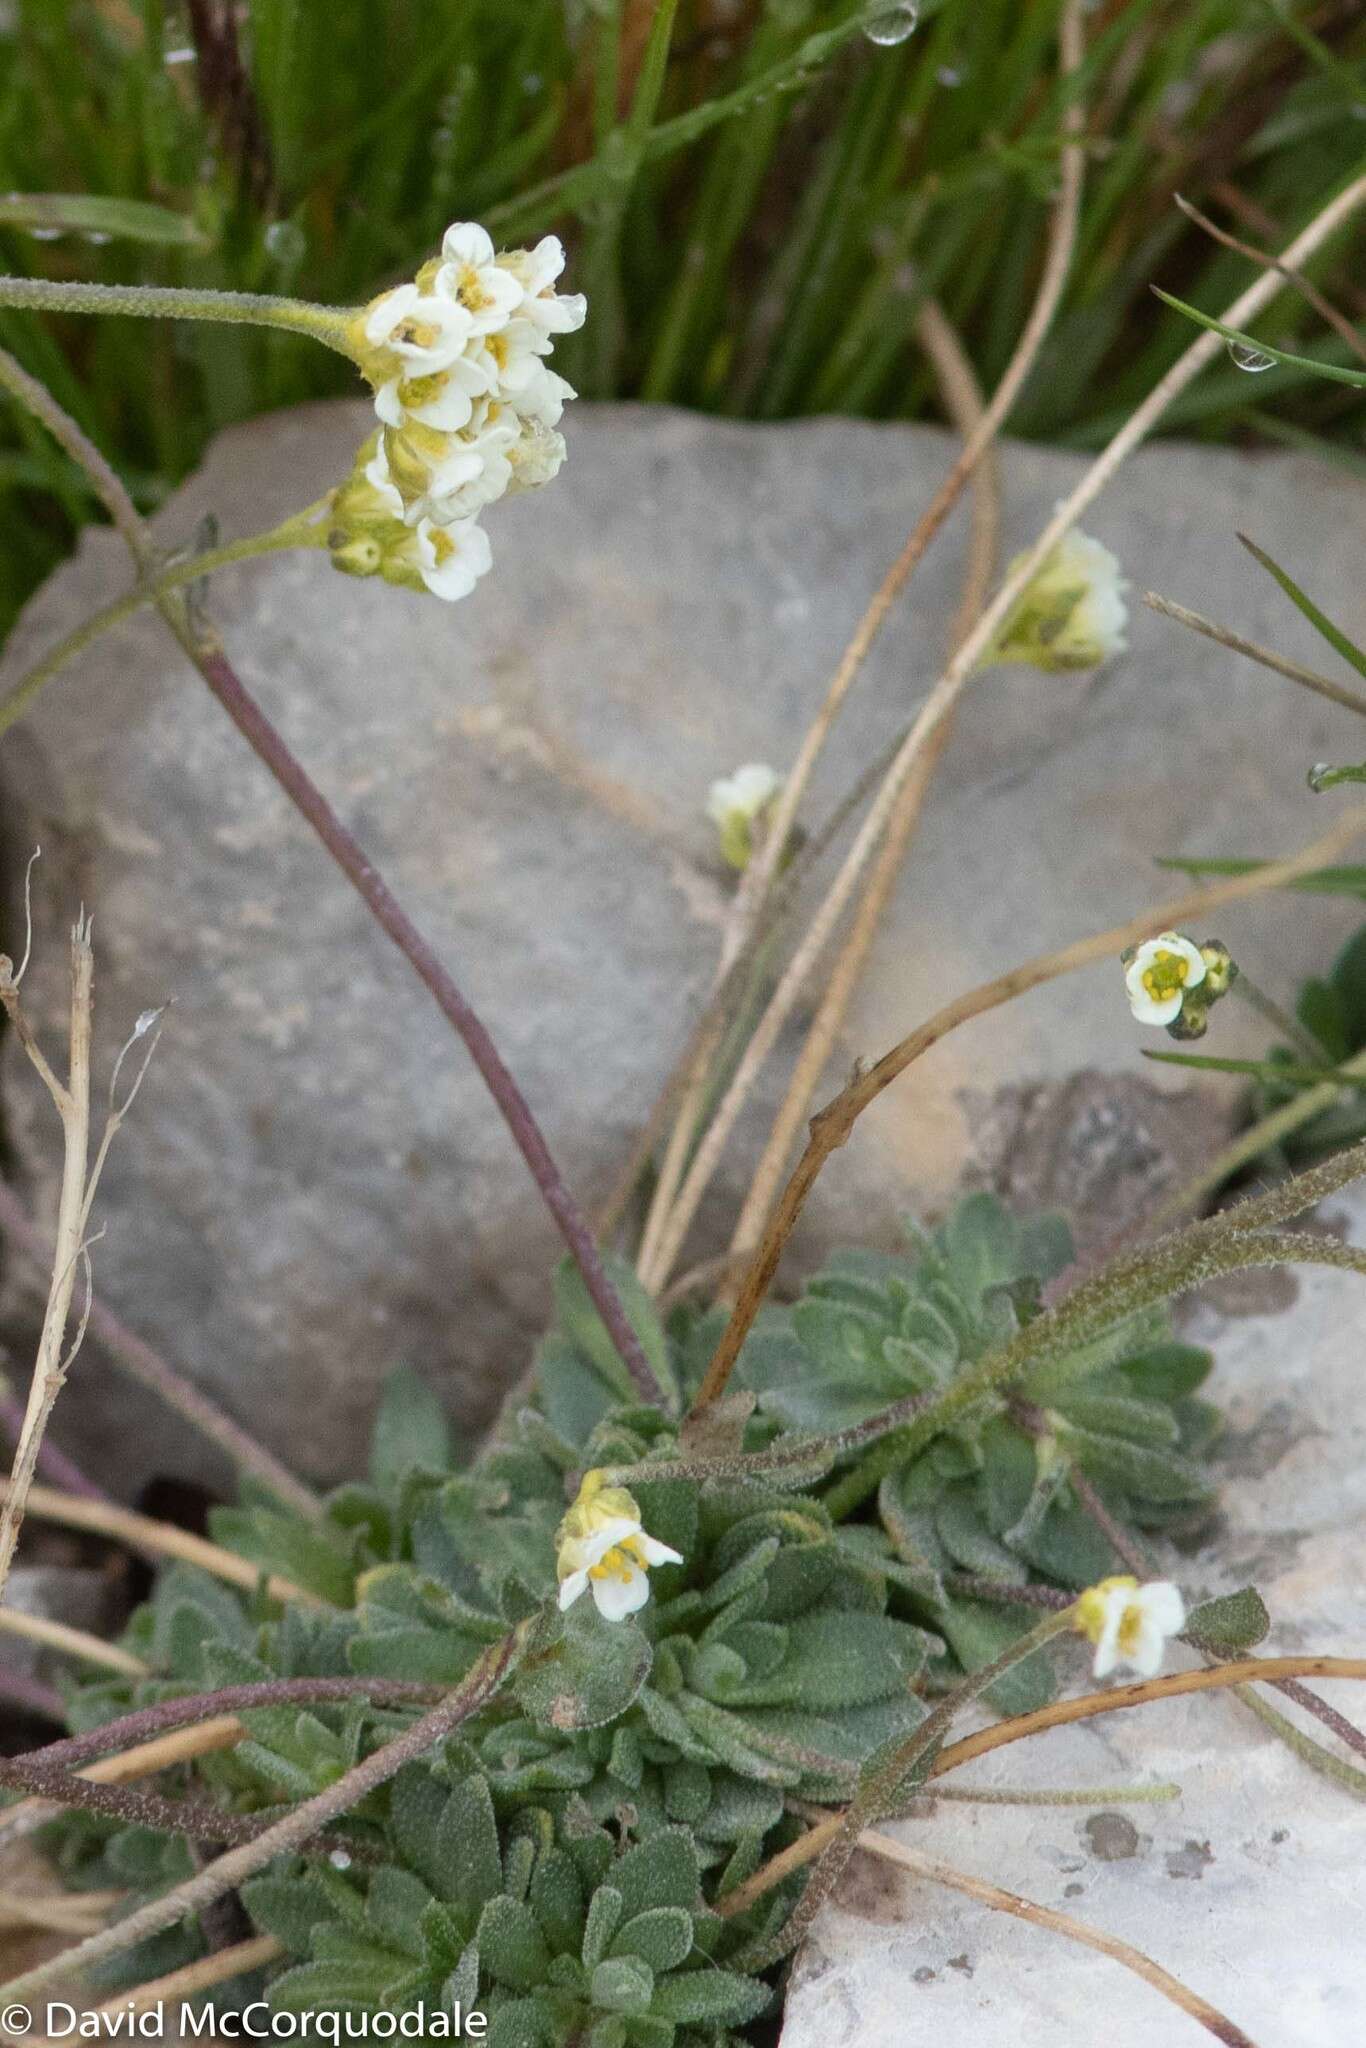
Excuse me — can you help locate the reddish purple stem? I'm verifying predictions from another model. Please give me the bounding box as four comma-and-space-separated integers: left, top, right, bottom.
191, 648, 663, 1408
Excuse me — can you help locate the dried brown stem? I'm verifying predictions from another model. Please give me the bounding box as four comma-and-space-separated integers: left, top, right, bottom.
1143, 591, 1366, 719
855, 1829, 1259, 2047
0, 919, 94, 1605
0, 1477, 321, 1607
718, 1654, 1366, 1920
1173, 191, 1366, 364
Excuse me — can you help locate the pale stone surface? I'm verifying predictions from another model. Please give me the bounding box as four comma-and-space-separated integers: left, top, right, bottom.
781, 1186, 1366, 2048
1, 403, 1362, 1489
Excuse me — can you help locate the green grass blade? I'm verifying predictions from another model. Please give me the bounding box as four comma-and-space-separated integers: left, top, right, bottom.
1150, 286, 1366, 391
1237, 532, 1366, 682
1143, 1049, 1366, 1089
0, 193, 213, 249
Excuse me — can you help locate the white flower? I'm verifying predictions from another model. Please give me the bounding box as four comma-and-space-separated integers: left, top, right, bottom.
498, 234, 588, 337
411, 516, 493, 602
437, 222, 525, 334
556, 1470, 683, 1623
363, 284, 473, 372
1074, 1576, 1186, 1680
506, 419, 568, 496
1124, 931, 1207, 1027
374, 356, 485, 433
707, 762, 784, 869
989, 526, 1129, 672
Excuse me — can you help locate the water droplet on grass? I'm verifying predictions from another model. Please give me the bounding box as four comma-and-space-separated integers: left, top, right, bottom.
1227, 339, 1274, 372
865, 2, 918, 46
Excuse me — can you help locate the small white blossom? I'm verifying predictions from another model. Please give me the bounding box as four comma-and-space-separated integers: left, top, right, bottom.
556, 1470, 683, 1623
1074, 1576, 1186, 1680
363, 284, 472, 372
1124, 930, 1207, 1027
498, 235, 588, 337
707, 763, 784, 869
437, 222, 525, 334
412, 516, 493, 602
990, 527, 1129, 672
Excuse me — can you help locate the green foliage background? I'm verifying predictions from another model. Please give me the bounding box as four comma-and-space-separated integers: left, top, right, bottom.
1, 0, 1365, 639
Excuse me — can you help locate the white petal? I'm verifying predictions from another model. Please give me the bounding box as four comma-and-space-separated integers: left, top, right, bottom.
374, 379, 405, 427
1091, 1636, 1119, 1679
364, 284, 417, 345
635, 1535, 684, 1568
558, 1570, 588, 1611
1139, 1582, 1186, 1635
445, 222, 495, 266
1127, 1618, 1166, 1678
1128, 987, 1184, 1027
591, 1564, 651, 1621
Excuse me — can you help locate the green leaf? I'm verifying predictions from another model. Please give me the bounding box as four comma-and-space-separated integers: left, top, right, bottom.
725, 1611, 929, 1710
1143, 1049, 1365, 1089
608, 1906, 693, 1972
649, 1970, 771, 2025
514, 1598, 653, 1731
611, 1828, 699, 1916
0, 192, 213, 248
1153, 857, 1366, 899
210, 1505, 356, 1608
1183, 1587, 1270, 1655
590, 1955, 654, 2015
938, 1599, 1056, 1715
1117, 1344, 1212, 1403
242, 1872, 344, 1958
1238, 532, 1366, 678
581, 1885, 625, 1971
1151, 289, 1366, 390
553, 1253, 677, 1407
369, 1365, 452, 1492
477, 1896, 551, 1992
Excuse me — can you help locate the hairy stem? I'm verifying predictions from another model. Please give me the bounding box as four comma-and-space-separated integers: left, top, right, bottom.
0, 275, 353, 354
0, 1622, 532, 2006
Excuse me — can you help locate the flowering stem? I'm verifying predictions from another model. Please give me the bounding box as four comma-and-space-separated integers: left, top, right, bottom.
1229, 967, 1324, 1064
0, 510, 329, 738
721, 1653, 1366, 1925
0, 352, 668, 1413
690, 805, 1366, 1420
0, 275, 355, 356
733, 1609, 1075, 1968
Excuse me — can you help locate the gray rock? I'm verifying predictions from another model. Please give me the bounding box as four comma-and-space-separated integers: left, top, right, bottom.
781, 1183, 1366, 2048
0, 1565, 119, 1688
1, 403, 1362, 1491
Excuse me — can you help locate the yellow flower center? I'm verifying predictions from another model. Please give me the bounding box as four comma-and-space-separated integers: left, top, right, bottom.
1074, 1575, 1139, 1645
429, 529, 457, 567
486, 332, 509, 372
1140, 949, 1192, 1004
396, 318, 442, 351
588, 1535, 650, 1584
402, 371, 448, 408
454, 263, 495, 313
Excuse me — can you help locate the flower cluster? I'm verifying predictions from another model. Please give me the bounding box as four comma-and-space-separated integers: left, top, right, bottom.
706, 762, 784, 869
988, 526, 1129, 672
555, 1469, 683, 1623
328, 223, 586, 601
1123, 931, 1234, 1039
1073, 1575, 1186, 1679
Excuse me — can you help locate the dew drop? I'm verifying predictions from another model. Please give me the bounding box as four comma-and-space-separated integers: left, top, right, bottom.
936, 65, 964, 87
28, 226, 65, 241
164, 44, 195, 64
1227, 339, 1275, 373
864, 2, 918, 47
264, 219, 306, 267
328, 1848, 353, 1871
